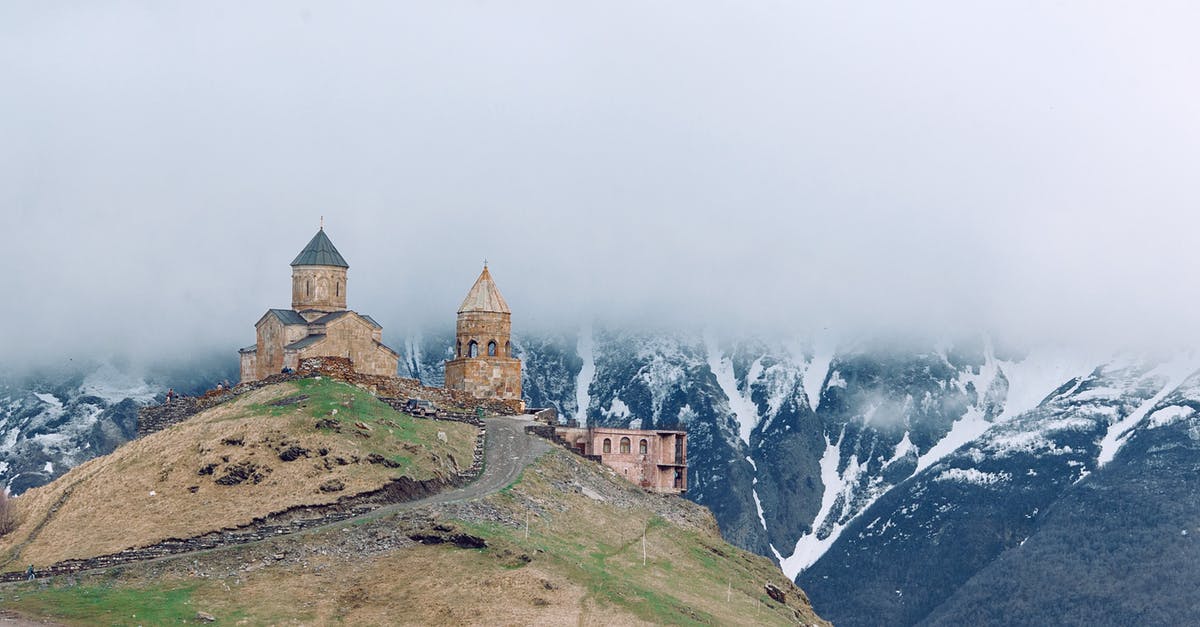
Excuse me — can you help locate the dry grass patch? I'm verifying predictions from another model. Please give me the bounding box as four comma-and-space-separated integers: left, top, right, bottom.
0, 378, 476, 571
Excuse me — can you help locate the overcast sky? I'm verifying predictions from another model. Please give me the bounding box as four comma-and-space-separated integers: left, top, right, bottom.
3, 2, 1200, 364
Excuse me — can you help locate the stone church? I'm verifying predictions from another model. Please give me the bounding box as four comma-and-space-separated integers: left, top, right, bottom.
238, 228, 399, 382
444, 265, 522, 403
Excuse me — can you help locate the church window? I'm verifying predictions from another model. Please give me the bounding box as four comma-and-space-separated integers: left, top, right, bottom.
468, 341, 479, 358
336, 281, 340, 297
603, 438, 612, 454
306, 280, 312, 296
620, 437, 631, 454
639, 439, 648, 454
488, 341, 497, 356
456, 341, 462, 357
505, 341, 512, 357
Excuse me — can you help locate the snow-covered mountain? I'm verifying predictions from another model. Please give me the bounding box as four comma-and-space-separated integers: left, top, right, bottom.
0, 358, 234, 495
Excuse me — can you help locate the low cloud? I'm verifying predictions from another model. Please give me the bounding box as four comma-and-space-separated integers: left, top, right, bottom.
4, 2, 1200, 365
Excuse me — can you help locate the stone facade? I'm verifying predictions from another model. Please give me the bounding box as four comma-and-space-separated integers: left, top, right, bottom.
292, 265, 348, 313
444, 266, 522, 404
239, 228, 399, 383
555, 426, 688, 494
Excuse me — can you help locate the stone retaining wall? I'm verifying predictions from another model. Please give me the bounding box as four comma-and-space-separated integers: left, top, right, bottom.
137, 356, 520, 437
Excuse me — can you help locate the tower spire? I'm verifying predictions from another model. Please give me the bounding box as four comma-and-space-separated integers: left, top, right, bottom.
320, 215, 324, 230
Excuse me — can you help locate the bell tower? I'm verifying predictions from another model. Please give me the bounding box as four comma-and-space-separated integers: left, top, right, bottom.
290, 227, 349, 315
444, 264, 522, 402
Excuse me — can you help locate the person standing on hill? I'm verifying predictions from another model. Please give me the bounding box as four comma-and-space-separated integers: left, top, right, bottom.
25, 564, 34, 581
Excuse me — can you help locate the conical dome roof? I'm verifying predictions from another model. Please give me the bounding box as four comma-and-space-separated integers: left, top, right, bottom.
458, 265, 511, 314
290, 229, 349, 268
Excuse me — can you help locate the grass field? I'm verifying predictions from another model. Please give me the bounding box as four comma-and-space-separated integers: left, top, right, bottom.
0, 378, 477, 572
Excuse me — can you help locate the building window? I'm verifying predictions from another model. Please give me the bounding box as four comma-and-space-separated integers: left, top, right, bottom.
620, 437, 631, 454
488, 341, 497, 356
336, 281, 340, 297
505, 341, 512, 357
456, 341, 462, 357
603, 438, 612, 454
639, 439, 648, 455
468, 341, 479, 358
306, 280, 312, 296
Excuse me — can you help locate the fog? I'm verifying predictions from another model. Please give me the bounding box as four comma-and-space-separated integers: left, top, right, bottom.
3, 2, 1200, 365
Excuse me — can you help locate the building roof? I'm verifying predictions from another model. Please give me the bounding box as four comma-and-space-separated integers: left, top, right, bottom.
284, 334, 327, 350
309, 310, 350, 325
458, 265, 511, 314
258, 308, 308, 327
290, 229, 349, 268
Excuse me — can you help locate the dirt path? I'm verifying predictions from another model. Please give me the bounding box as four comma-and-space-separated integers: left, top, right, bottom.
0, 415, 551, 583
370, 414, 551, 514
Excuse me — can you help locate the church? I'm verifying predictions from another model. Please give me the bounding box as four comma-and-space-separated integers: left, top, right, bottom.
238, 228, 400, 382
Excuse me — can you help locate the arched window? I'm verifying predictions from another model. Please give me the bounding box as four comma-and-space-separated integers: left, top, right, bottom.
468, 341, 479, 358
488, 341, 497, 356
639, 439, 648, 454
336, 281, 341, 297
456, 341, 462, 357
505, 341, 512, 357
306, 280, 312, 296
603, 438, 612, 454
620, 437, 631, 454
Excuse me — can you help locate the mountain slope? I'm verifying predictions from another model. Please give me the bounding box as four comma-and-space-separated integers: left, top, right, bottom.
3, 440, 827, 625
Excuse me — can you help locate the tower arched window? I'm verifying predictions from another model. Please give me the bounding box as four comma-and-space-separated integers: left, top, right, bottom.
307, 280, 312, 296
505, 341, 512, 357
639, 439, 648, 455
456, 341, 462, 357
488, 341, 497, 356
336, 281, 340, 297
603, 438, 612, 454
620, 437, 631, 454
468, 341, 479, 358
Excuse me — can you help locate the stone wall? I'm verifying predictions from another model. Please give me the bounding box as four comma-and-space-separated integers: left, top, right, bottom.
298, 357, 522, 415
297, 316, 398, 378
139, 356, 521, 438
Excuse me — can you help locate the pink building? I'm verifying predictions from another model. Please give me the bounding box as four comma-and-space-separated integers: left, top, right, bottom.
555, 426, 687, 494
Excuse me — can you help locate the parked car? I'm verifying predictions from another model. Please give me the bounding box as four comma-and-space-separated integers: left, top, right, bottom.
404, 398, 434, 415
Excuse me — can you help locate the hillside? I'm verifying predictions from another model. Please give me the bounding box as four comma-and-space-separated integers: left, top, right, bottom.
0, 378, 477, 571
1, 444, 826, 625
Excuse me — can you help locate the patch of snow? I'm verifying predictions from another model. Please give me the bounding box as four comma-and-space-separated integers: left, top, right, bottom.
916, 406, 990, 473
1098, 355, 1199, 466
43, 462, 53, 474
775, 427, 863, 579
887, 432, 917, 466
604, 398, 631, 420
704, 331, 760, 445
80, 364, 160, 404
826, 371, 847, 389
745, 456, 758, 472
934, 468, 1011, 486
1147, 405, 1196, 429
996, 347, 1107, 422
575, 324, 595, 425
803, 335, 836, 411
752, 489, 768, 530
34, 392, 61, 407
